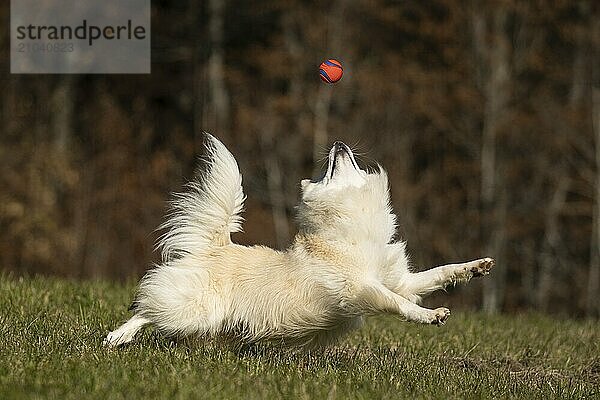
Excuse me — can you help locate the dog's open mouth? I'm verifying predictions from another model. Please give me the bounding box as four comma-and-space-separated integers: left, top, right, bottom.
326, 141, 360, 180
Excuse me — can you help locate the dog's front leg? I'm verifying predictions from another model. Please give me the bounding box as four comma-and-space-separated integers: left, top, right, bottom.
399, 258, 495, 298
351, 281, 450, 325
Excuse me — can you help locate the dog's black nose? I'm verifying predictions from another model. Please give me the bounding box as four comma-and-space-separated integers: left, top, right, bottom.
333, 141, 347, 153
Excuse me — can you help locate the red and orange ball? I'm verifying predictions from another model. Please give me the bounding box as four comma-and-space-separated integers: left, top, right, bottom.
319, 59, 343, 83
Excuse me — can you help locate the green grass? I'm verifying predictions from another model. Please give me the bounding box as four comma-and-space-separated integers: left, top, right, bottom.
1, 274, 598, 399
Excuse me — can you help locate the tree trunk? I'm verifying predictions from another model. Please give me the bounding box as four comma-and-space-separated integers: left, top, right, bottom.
51, 76, 74, 155
473, 7, 511, 313
283, 11, 309, 209
537, 173, 569, 311
313, 86, 333, 170
206, 0, 230, 135
259, 116, 290, 248
188, 0, 205, 150
587, 85, 600, 317
585, 16, 600, 317
312, 0, 346, 168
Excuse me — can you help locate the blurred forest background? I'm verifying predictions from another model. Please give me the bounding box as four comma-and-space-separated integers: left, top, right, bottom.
1, 1, 599, 316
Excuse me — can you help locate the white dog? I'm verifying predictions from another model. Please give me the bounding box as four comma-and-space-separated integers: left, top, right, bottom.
104, 134, 494, 348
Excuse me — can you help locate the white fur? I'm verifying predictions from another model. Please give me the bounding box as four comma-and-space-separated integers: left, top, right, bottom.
104, 137, 494, 348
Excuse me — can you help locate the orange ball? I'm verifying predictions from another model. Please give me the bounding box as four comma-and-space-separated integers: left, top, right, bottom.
319, 59, 343, 83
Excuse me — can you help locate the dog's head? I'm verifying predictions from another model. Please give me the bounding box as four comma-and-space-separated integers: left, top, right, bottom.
297, 141, 396, 243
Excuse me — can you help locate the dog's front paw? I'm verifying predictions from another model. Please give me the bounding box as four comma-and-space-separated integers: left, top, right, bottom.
103, 331, 129, 348
470, 257, 495, 277
103, 332, 119, 347
431, 307, 451, 326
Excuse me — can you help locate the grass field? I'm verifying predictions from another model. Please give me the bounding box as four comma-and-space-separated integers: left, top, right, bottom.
1, 274, 599, 399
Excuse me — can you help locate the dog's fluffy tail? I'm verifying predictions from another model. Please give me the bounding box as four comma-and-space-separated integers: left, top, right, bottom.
157, 133, 246, 260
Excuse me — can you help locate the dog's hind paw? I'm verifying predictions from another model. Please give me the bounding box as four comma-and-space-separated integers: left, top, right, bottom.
431, 307, 451, 326
470, 257, 495, 277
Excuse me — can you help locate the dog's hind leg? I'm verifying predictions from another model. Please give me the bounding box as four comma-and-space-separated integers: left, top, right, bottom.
103, 314, 150, 347
399, 258, 495, 298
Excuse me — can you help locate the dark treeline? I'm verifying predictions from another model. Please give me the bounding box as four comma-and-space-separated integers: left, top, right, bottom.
0, 1, 598, 316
